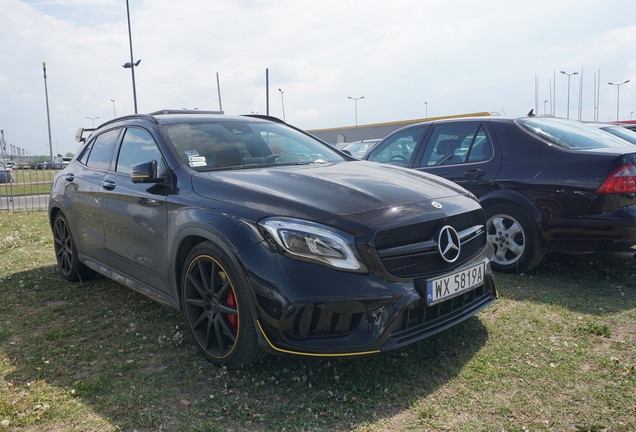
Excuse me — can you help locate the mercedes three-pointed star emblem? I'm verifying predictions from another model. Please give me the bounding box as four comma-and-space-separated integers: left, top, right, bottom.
438, 225, 461, 263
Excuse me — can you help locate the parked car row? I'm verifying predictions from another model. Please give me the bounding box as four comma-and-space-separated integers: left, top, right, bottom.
49, 111, 497, 368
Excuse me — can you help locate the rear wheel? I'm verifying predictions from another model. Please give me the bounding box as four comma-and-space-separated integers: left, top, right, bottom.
182, 241, 266, 368
485, 203, 545, 273
52, 213, 93, 282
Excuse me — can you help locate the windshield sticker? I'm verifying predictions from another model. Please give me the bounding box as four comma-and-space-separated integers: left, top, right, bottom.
189, 156, 206, 162
185, 150, 199, 157
189, 161, 207, 167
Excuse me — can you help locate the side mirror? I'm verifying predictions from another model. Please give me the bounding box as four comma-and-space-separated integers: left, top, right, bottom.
131, 160, 166, 184
342, 149, 352, 156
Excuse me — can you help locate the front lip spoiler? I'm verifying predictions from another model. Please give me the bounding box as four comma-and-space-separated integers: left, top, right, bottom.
256, 321, 381, 358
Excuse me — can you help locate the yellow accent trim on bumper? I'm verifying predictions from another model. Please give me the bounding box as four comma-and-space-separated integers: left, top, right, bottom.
256, 320, 380, 357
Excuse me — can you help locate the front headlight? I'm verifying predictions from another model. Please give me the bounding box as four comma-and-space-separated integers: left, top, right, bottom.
259, 217, 368, 273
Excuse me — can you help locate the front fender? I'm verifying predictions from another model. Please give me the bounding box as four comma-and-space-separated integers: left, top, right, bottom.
168, 206, 264, 310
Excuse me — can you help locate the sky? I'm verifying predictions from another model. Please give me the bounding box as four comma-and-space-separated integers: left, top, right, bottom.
1, 0, 636, 158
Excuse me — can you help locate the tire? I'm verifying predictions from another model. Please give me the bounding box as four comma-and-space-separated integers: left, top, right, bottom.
52, 213, 94, 282
182, 241, 266, 368
485, 203, 545, 273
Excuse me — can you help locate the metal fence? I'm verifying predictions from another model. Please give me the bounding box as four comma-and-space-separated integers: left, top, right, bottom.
0, 166, 61, 212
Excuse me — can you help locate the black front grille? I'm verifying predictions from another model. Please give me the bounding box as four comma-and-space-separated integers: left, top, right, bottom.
374, 209, 486, 279
385, 275, 496, 349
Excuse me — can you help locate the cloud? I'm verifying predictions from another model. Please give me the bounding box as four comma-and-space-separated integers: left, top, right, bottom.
1, 0, 635, 156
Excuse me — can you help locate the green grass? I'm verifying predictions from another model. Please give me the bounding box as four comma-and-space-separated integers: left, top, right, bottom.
1, 211, 635, 431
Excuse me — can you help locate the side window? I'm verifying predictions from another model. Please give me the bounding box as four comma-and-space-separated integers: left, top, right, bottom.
116, 128, 166, 174
85, 129, 120, 170
78, 142, 93, 165
366, 127, 425, 165
419, 124, 491, 166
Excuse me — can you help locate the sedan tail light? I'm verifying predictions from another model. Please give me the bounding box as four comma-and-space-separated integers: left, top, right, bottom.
597, 164, 636, 194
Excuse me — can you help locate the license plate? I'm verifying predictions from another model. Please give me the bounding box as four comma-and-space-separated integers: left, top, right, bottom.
426, 262, 485, 305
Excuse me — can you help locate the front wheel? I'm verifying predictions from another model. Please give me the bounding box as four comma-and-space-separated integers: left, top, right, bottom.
182, 241, 266, 368
485, 203, 545, 273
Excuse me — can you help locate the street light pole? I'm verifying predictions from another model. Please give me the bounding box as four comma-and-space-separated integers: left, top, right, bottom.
348, 96, 364, 141
42, 62, 54, 162
608, 80, 630, 123
110, 99, 116, 118
124, 0, 140, 114
560, 70, 578, 119
86, 116, 100, 128
278, 88, 286, 121
424, 101, 428, 119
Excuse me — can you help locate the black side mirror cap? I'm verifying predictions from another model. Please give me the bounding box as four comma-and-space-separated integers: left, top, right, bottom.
131, 160, 165, 184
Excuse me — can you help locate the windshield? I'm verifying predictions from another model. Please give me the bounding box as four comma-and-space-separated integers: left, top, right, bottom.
517, 118, 631, 149
164, 119, 347, 171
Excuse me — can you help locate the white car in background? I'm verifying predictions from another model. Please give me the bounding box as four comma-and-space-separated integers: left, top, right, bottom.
341, 139, 382, 158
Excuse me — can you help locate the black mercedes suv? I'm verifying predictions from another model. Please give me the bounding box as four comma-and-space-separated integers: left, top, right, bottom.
49, 110, 497, 368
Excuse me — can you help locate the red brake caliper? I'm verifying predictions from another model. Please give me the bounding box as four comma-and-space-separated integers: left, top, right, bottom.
226, 290, 238, 330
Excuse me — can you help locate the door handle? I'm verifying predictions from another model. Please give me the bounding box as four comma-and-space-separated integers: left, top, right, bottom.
463, 168, 486, 179
102, 180, 116, 191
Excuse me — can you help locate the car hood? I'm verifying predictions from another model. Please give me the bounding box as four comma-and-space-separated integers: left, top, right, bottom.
191, 161, 471, 221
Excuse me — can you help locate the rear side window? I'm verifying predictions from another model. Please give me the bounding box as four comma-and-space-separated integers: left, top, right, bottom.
85, 129, 120, 170
419, 124, 492, 166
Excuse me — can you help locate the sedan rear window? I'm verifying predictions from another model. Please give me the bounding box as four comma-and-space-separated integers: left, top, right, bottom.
517, 118, 631, 149
164, 120, 346, 171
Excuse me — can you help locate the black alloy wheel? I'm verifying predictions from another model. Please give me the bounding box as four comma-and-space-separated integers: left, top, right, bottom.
485, 203, 545, 274
53, 213, 93, 282
182, 241, 266, 368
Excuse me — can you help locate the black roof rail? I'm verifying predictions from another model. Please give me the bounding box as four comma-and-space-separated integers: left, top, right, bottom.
149, 109, 224, 115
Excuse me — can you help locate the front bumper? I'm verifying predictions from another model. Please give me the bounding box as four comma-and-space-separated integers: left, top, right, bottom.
238, 242, 497, 358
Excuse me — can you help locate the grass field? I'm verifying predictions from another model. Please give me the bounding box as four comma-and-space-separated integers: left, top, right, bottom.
0, 211, 634, 431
